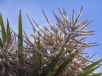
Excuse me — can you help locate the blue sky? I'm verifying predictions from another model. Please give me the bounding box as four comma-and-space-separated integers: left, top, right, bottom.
0, 0, 102, 72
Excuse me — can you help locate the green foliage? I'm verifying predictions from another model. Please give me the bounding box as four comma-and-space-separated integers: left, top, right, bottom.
54, 52, 78, 76
0, 7, 101, 76
32, 40, 42, 76
0, 15, 6, 42
84, 59, 102, 71
79, 59, 102, 76
6, 18, 11, 43
18, 10, 23, 50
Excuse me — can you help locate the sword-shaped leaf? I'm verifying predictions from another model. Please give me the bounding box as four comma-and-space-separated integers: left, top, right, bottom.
0, 38, 3, 48
79, 59, 102, 76
45, 51, 63, 76
79, 66, 100, 76
18, 10, 23, 64
84, 59, 102, 71
0, 15, 6, 42
89, 73, 102, 76
18, 10, 23, 50
32, 37, 42, 76
7, 18, 11, 43
54, 51, 78, 76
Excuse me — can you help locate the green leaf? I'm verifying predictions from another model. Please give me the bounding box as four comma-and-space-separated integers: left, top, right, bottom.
47, 65, 59, 76
89, 73, 102, 76
18, 10, 23, 50
31, 49, 42, 76
17, 9, 24, 76
18, 10, 24, 66
0, 15, 6, 42
54, 51, 78, 76
0, 38, 3, 47
47, 72, 55, 76
84, 59, 102, 71
32, 38, 42, 76
79, 59, 102, 76
79, 66, 99, 76
46, 38, 71, 76
7, 18, 11, 43
40, 50, 64, 76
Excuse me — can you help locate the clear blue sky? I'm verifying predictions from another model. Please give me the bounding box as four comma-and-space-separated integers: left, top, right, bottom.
0, 0, 102, 72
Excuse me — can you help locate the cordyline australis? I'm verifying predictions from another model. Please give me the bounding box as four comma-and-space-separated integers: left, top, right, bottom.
0, 6, 102, 76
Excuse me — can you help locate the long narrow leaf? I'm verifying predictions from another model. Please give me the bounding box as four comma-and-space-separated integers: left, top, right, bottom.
0, 38, 3, 47
0, 15, 6, 42
83, 59, 102, 71
18, 10, 24, 66
32, 37, 42, 76
18, 10, 23, 49
79, 66, 99, 76
7, 18, 11, 43
54, 51, 78, 76
89, 73, 102, 76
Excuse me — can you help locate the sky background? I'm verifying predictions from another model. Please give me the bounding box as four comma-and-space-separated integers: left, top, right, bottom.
0, 0, 102, 72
